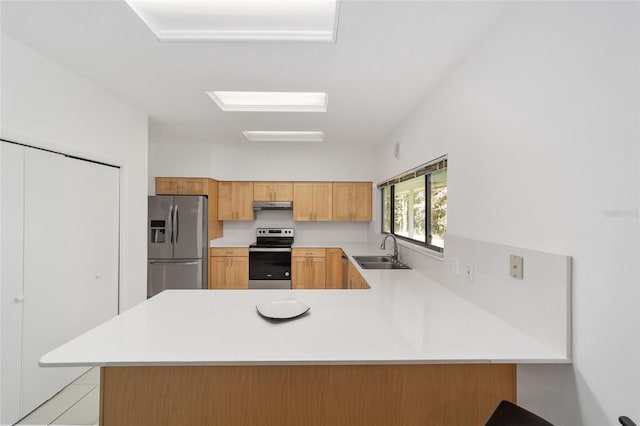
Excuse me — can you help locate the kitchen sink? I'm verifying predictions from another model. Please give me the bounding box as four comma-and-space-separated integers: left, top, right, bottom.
353, 256, 411, 270
359, 262, 410, 270
353, 255, 394, 263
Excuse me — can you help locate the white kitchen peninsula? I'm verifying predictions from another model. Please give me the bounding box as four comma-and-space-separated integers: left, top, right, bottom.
41, 245, 571, 426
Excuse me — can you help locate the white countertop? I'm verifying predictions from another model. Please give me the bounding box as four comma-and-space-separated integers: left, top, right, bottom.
41, 243, 568, 367
209, 239, 367, 248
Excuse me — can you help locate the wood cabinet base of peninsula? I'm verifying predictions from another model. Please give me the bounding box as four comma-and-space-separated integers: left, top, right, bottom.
99, 364, 515, 426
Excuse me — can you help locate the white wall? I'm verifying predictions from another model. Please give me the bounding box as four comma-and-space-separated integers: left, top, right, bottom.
149, 141, 375, 191
1, 33, 149, 312
373, 2, 639, 425
150, 141, 375, 243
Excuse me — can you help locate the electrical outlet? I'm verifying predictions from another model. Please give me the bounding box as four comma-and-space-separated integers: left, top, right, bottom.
464, 263, 474, 282
451, 257, 459, 275
510, 255, 523, 280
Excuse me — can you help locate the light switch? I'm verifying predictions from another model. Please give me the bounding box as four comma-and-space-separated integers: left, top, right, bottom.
510, 255, 523, 280
464, 263, 474, 282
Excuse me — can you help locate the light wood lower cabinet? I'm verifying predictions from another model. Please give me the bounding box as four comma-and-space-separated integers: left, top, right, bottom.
209, 248, 248, 289
325, 248, 346, 289
348, 260, 369, 289
207, 248, 368, 290
292, 248, 326, 289
100, 364, 516, 426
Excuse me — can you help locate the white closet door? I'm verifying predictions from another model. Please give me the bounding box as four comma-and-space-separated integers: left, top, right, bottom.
6, 146, 120, 420
63, 157, 119, 338
62, 158, 97, 352
22, 149, 69, 415
1, 142, 25, 424
86, 161, 119, 326
15, 148, 120, 418
22, 148, 77, 415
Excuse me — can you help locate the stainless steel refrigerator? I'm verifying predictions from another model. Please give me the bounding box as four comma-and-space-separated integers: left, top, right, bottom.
147, 195, 208, 298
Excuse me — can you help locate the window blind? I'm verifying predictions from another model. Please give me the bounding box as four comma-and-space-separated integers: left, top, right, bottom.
377, 155, 447, 188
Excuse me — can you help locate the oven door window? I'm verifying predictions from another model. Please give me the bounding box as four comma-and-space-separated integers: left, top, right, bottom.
249, 251, 291, 280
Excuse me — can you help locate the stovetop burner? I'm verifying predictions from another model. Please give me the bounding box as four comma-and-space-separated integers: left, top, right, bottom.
250, 240, 293, 248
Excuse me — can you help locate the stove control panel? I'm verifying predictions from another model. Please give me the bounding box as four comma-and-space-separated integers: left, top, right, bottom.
256, 228, 295, 237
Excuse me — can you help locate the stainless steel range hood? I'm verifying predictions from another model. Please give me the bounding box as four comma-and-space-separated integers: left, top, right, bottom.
253, 201, 293, 211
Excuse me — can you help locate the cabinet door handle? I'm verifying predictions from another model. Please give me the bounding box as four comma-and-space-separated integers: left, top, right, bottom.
14, 295, 25, 303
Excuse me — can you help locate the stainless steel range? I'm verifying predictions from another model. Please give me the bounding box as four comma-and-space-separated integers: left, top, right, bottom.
248, 228, 294, 289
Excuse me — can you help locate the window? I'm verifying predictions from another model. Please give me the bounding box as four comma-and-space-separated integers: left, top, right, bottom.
379, 156, 447, 253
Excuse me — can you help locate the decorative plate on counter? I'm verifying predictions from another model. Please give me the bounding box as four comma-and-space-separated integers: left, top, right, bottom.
256, 299, 310, 320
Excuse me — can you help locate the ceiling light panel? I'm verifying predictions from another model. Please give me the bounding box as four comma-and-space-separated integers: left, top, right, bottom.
243, 131, 324, 142
124, 0, 340, 42
207, 91, 328, 112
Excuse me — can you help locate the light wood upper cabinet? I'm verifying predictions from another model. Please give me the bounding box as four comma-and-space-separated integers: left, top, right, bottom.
156, 177, 209, 195
253, 182, 293, 201
158, 178, 371, 225
293, 182, 332, 221
325, 248, 346, 289
218, 181, 234, 220
207, 179, 223, 240
353, 182, 373, 221
292, 248, 326, 289
292, 183, 313, 221
218, 181, 254, 221
273, 182, 294, 201
209, 248, 249, 289
332, 182, 372, 222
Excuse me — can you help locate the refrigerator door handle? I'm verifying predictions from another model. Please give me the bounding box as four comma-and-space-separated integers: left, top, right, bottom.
168, 204, 174, 245
175, 204, 179, 244
149, 260, 200, 266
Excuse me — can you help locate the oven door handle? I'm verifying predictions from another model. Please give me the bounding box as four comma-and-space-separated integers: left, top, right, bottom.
249, 247, 292, 253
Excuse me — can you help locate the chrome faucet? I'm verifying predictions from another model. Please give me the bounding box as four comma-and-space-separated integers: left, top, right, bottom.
380, 234, 399, 262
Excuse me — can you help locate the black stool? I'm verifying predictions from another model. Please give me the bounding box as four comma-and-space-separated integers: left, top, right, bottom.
485, 401, 554, 426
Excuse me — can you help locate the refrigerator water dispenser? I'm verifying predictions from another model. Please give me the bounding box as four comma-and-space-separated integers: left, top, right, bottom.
150, 220, 166, 243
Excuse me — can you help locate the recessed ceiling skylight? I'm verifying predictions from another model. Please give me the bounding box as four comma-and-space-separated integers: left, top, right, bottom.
207, 91, 328, 112
124, 0, 340, 42
242, 131, 324, 142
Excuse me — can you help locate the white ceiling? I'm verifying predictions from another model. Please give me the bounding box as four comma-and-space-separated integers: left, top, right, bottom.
1, 1, 511, 147
123, 0, 341, 42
